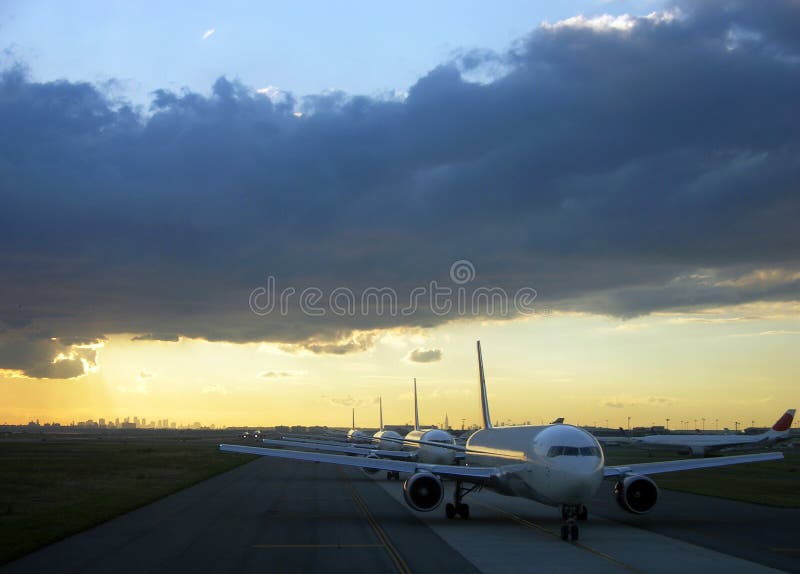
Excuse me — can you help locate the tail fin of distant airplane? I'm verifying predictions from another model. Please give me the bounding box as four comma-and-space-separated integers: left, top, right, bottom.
551, 417, 564, 425
379, 397, 384, 431
771, 409, 795, 432
413, 378, 420, 431
477, 341, 493, 429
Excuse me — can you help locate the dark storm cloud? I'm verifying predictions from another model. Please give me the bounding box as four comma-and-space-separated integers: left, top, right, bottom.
1, 0, 799, 378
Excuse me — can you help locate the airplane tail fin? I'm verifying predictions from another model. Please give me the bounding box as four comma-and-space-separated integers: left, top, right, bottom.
771, 409, 795, 432
413, 378, 420, 431
477, 341, 493, 429
550, 417, 564, 425
379, 397, 383, 431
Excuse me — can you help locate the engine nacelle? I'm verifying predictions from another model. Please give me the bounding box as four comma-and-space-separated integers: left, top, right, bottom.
614, 475, 658, 514
361, 453, 380, 475
402, 472, 444, 512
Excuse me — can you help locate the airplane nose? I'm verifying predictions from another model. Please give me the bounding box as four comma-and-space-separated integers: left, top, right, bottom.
551, 462, 603, 502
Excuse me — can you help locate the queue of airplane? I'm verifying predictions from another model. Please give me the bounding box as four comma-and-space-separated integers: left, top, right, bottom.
262, 379, 461, 480
220, 341, 785, 541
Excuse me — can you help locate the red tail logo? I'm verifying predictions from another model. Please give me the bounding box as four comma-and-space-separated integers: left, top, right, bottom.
772, 409, 795, 432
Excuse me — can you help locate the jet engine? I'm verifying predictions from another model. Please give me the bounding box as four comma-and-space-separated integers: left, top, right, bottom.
361, 453, 380, 475
402, 472, 444, 512
614, 475, 658, 514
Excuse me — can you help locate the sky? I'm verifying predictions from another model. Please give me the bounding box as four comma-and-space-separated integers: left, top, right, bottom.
1, 0, 798, 429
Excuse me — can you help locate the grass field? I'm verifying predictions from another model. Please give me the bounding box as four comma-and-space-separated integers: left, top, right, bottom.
604, 446, 800, 507
0, 434, 255, 565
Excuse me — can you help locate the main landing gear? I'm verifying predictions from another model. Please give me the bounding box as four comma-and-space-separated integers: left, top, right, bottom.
445, 481, 479, 520
559, 505, 587, 541
386, 471, 400, 481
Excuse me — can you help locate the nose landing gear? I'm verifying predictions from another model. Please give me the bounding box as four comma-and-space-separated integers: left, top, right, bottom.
445, 481, 479, 520
560, 505, 586, 541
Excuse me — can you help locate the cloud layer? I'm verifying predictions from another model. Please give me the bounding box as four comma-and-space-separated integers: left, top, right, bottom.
1, 0, 799, 377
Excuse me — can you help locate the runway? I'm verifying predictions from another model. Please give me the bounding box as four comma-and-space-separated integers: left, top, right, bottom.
2, 457, 796, 574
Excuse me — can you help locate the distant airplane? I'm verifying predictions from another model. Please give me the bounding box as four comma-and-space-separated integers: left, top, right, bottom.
285, 408, 370, 444
613, 410, 795, 457
262, 398, 417, 480
346, 407, 372, 444
221, 341, 783, 541
390, 377, 460, 465
264, 380, 460, 479
593, 428, 634, 447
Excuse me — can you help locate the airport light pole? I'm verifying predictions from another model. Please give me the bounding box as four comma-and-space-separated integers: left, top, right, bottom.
694, 419, 697, 430
702, 418, 706, 431
627, 416, 631, 431
735, 421, 739, 432
666, 418, 670, 431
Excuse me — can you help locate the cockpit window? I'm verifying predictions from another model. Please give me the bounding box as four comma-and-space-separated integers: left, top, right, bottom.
547, 445, 601, 457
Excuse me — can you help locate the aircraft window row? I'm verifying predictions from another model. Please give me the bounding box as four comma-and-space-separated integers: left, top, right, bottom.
547, 446, 601, 457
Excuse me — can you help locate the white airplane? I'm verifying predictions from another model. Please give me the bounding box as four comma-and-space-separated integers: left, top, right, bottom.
221, 341, 783, 541
613, 410, 795, 456
373, 396, 405, 451
345, 407, 372, 444
593, 429, 634, 447
264, 382, 459, 479
284, 408, 371, 444
389, 377, 461, 465
262, 398, 417, 480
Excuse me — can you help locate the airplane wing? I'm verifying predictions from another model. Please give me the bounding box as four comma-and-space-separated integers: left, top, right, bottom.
282, 436, 365, 447
220, 444, 499, 483
378, 435, 468, 451
282, 433, 351, 443
595, 436, 634, 446
604, 451, 783, 478
262, 438, 416, 459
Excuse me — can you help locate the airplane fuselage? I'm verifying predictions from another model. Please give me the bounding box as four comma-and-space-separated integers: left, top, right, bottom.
373, 429, 403, 451
632, 430, 790, 456
466, 424, 605, 507
347, 429, 371, 444
405, 429, 458, 465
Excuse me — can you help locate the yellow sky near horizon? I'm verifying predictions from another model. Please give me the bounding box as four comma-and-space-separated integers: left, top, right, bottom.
2, 304, 798, 430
